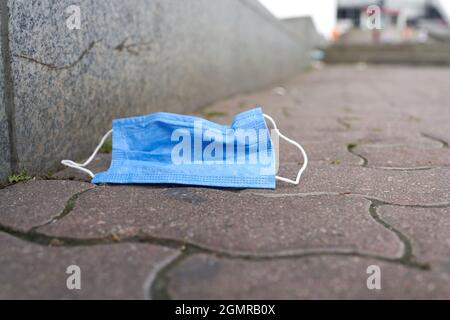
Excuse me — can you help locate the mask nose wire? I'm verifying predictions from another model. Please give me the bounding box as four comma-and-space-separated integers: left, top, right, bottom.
263, 114, 308, 185
61, 129, 113, 178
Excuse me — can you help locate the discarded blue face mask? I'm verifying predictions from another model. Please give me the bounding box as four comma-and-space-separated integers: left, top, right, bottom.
62, 108, 307, 189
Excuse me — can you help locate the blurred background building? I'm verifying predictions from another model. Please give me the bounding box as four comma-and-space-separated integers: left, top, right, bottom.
335, 0, 450, 43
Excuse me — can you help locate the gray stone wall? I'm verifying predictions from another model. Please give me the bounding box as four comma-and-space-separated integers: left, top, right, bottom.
282, 16, 327, 51
1, 5, 11, 182
0, 58, 10, 183
1, 0, 312, 182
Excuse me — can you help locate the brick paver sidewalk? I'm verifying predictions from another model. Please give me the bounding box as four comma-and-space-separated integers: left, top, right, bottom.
1, 65, 449, 299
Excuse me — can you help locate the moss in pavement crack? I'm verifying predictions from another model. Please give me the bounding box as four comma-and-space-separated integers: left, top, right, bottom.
7, 171, 32, 184
347, 143, 369, 167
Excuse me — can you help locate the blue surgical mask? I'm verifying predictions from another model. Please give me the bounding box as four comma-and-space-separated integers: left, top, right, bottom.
62, 108, 307, 189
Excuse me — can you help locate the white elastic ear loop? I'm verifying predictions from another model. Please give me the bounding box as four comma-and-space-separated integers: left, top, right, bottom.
263, 114, 308, 185
61, 129, 113, 178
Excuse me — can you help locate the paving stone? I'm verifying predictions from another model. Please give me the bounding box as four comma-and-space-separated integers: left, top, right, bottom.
0, 232, 178, 299
203, 68, 448, 147
165, 254, 450, 299
262, 163, 450, 206
0, 180, 92, 231
279, 141, 362, 166
355, 145, 450, 168
277, 133, 442, 166
39, 187, 401, 257
379, 206, 450, 268
312, 130, 441, 147
202, 87, 348, 135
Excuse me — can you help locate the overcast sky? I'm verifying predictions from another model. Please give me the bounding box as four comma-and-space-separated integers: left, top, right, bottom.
258, 0, 338, 37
